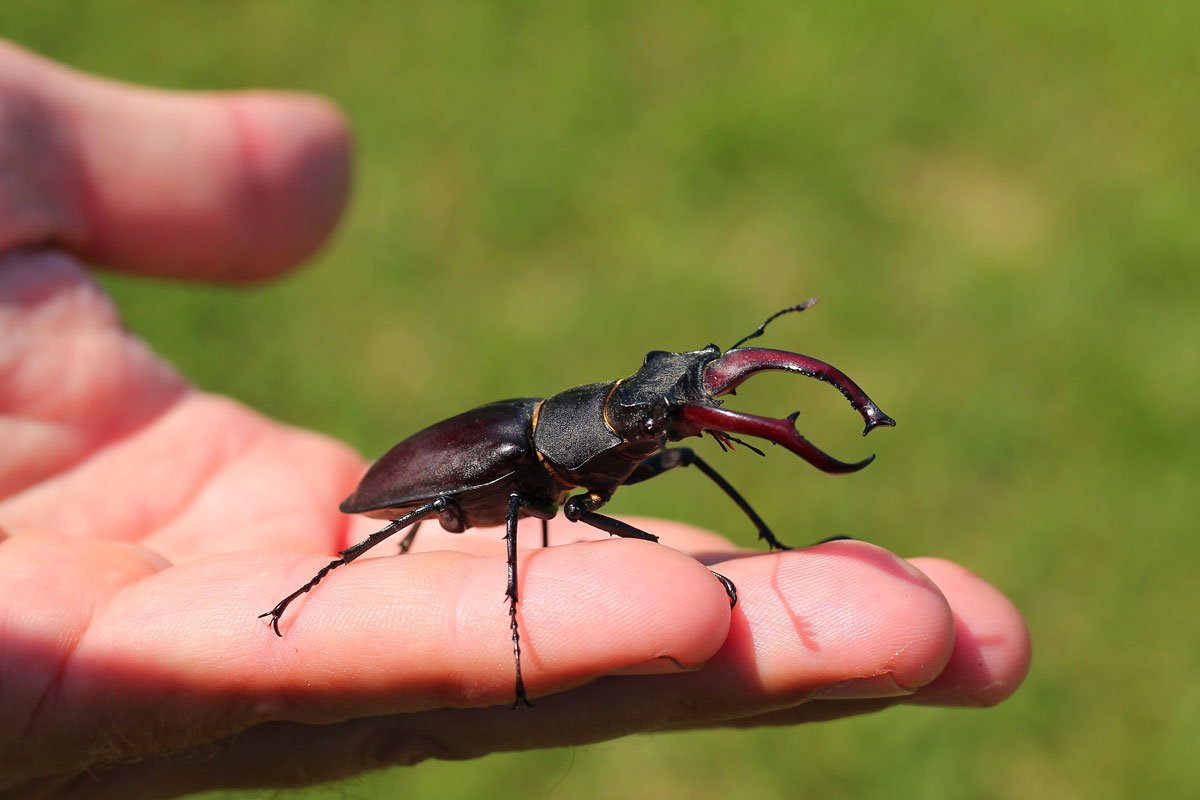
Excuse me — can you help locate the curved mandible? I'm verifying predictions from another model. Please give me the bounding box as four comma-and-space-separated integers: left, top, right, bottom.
702, 347, 896, 436
679, 404, 875, 474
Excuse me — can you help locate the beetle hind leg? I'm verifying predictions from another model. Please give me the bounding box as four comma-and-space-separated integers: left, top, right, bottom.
259, 499, 449, 636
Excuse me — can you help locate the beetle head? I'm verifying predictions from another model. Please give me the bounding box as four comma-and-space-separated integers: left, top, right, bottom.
606, 302, 895, 474
605, 346, 720, 445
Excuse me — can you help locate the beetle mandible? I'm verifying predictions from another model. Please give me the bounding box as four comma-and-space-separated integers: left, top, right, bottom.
260, 300, 895, 706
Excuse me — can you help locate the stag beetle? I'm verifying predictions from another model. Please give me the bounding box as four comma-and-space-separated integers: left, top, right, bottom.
260, 301, 895, 706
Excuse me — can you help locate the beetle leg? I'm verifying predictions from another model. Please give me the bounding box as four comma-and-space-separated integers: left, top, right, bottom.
562, 492, 654, 540
504, 494, 555, 708
563, 497, 737, 608
398, 521, 422, 554
504, 494, 530, 708
258, 498, 449, 636
541, 518, 549, 549
710, 570, 738, 608
566, 508, 659, 542
624, 448, 792, 550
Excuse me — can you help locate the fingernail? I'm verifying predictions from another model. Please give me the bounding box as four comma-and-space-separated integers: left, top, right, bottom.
812, 673, 914, 700
610, 655, 703, 676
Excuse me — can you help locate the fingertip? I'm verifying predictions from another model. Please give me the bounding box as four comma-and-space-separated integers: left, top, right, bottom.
219, 92, 352, 280
0, 42, 353, 282
905, 557, 1032, 707
791, 540, 956, 693
75, 87, 353, 282
711, 540, 956, 702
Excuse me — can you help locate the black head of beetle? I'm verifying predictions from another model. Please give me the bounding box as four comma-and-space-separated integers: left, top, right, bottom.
601, 337, 895, 475
604, 345, 721, 446
533, 307, 896, 502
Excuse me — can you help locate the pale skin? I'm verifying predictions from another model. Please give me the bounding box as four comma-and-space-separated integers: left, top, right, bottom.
0, 40, 1031, 799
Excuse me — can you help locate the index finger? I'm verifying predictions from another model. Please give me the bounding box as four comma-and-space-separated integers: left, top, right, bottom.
0, 40, 350, 282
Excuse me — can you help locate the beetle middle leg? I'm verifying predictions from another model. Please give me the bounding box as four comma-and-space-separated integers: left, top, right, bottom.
259, 498, 452, 636
504, 492, 557, 707
624, 448, 793, 551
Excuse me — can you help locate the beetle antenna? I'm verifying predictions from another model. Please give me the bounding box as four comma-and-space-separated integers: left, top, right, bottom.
729, 298, 819, 350
726, 434, 767, 457
707, 430, 767, 457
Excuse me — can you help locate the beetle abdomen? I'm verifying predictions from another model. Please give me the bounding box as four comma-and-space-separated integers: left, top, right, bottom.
341, 398, 540, 518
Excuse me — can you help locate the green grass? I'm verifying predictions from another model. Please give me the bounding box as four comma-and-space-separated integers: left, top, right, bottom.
4, 2, 1197, 798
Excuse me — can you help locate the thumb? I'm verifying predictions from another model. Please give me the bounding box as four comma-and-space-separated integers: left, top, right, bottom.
0, 39, 351, 282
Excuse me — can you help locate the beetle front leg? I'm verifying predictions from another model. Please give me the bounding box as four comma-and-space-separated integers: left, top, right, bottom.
563, 492, 657, 542
624, 448, 792, 550
562, 492, 736, 608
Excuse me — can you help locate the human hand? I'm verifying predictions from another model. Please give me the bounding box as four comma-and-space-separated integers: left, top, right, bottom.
0, 40, 1030, 799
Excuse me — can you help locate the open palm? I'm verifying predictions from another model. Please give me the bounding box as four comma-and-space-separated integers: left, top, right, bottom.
0, 41, 1030, 798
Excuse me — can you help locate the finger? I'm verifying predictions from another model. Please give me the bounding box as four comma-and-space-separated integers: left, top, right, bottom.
667, 555, 1031, 728
589, 524, 1030, 707
899, 557, 1031, 707
750, 556, 1027, 710
591, 526, 1031, 708
383, 541, 953, 749
12, 537, 730, 784
0, 40, 350, 281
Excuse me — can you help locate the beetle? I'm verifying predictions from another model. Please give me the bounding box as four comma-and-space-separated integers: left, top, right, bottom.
260, 300, 895, 706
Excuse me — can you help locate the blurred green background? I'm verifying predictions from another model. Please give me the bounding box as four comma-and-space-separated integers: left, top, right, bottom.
4, 2, 1197, 798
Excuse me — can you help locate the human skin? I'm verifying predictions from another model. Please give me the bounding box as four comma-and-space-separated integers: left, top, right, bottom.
0, 40, 1030, 799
